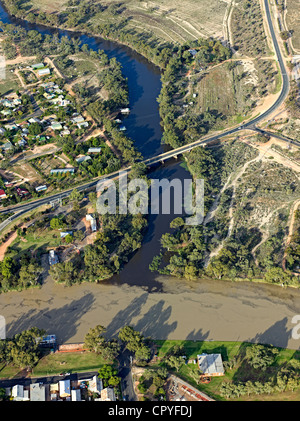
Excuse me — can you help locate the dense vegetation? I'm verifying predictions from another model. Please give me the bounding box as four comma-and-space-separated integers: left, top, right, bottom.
150, 140, 300, 286
0, 253, 43, 293
158, 39, 232, 149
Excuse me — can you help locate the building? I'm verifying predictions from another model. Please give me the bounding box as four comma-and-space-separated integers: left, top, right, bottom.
30, 383, 46, 401
71, 115, 85, 124
197, 353, 225, 377
88, 376, 103, 394
100, 387, 116, 401
12, 385, 24, 401
60, 231, 73, 238
120, 108, 130, 114
50, 168, 75, 175
0, 189, 7, 200
51, 122, 63, 131
16, 187, 29, 197
188, 49, 197, 57
59, 380, 71, 398
77, 121, 89, 129
38, 68, 51, 77
87, 147, 101, 154
49, 250, 59, 266
1, 141, 13, 152
86, 214, 97, 232
35, 185, 47, 193
32, 63, 44, 69
71, 389, 81, 401
76, 155, 92, 164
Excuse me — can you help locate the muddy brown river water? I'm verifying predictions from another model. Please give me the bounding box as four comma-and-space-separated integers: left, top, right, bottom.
1, 271, 300, 349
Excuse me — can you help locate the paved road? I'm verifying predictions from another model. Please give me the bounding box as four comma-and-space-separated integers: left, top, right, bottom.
117, 347, 137, 401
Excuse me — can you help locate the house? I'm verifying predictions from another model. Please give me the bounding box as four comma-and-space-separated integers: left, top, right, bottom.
18, 138, 27, 147
1, 141, 13, 152
51, 122, 63, 131
0, 189, 7, 200
50, 383, 59, 400
197, 353, 225, 377
50, 168, 75, 175
60, 231, 73, 238
188, 49, 197, 57
71, 389, 81, 401
61, 128, 71, 136
59, 380, 71, 398
38, 68, 51, 77
1, 109, 12, 117
86, 214, 97, 232
87, 147, 101, 154
88, 376, 103, 394
16, 187, 29, 197
100, 387, 116, 401
77, 121, 89, 129
30, 383, 46, 401
12, 385, 24, 401
71, 115, 85, 124
28, 118, 41, 124
49, 250, 59, 266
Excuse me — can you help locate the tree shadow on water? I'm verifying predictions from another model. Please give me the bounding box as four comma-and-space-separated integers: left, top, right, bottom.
105, 295, 177, 341
6, 293, 95, 344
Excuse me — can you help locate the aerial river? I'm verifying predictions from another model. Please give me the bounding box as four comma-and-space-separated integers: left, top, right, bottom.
0, 2, 299, 350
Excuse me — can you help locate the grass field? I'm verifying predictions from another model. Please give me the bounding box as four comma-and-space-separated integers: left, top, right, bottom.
0, 351, 110, 379
154, 340, 300, 401
193, 62, 254, 127
286, 0, 300, 51
0, 66, 20, 96
21, 0, 230, 43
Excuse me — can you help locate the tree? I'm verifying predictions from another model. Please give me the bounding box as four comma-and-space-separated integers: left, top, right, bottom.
84, 325, 106, 353
165, 355, 185, 372
6, 327, 45, 369
28, 122, 42, 136
170, 217, 184, 229
50, 217, 66, 230
246, 344, 279, 371
98, 364, 119, 388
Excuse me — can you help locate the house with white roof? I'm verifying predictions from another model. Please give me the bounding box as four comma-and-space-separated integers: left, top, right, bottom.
88, 376, 103, 394
59, 379, 71, 398
197, 353, 225, 377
